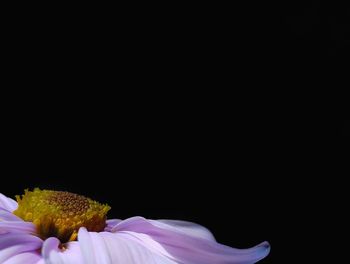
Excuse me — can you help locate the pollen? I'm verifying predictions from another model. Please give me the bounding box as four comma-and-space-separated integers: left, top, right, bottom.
13, 188, 111, 243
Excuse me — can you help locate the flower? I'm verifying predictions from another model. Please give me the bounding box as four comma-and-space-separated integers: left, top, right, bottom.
0, 189, 270, 263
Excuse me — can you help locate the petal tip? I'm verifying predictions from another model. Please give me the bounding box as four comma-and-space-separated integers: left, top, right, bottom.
256, 241, 271, 260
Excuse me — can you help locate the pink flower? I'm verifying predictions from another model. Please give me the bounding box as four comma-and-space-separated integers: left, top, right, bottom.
0, 190, 270, 263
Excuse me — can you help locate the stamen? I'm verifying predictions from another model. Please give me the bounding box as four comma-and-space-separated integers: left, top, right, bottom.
14, 188, 110, 243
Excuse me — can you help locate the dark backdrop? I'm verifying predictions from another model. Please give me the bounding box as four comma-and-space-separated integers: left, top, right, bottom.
2, 98, 346, 264
1, 2, 348, 263
3, 99, 276, 263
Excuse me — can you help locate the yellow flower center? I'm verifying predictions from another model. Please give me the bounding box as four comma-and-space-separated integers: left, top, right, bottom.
13, 188, 111, 243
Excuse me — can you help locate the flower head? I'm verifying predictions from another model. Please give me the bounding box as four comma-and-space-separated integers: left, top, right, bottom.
14, 189, 110, 242
0, 189, 270, 263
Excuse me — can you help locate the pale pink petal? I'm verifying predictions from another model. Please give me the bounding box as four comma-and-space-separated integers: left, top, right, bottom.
155, 219, 216, 241
0, 233, 42, 250
104, 219, 122, 232
104, 231, 176, 264
0, 208, 23, 222
78, 228, 176, 264
113, 217, 270, 264
77, 228, 95, 264
0, 244, 42, 263
41, 237, 60, 261
57, 242, 84, 264
79, 229, 112, 264
0, 194, 17, 212
0, 233, 42, 263
2, 251, 42, 264
111, 231, 177, 263
0, 221, 36, 234
42, 237, 84, 264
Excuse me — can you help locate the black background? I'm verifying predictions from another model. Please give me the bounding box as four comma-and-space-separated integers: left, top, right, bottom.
1, 2, 349, 263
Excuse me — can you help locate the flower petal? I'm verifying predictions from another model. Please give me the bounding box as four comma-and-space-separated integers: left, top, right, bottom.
78, 228, 176, 264
104, 219, 122, 232
0, 233, 42, 250
113, 217, 270, 264
42, 237, 84, 264
78, 228, 110, 264
2, 251, 42, 264
111, 231, 177, 263
155, 219, 216, 241
0, 208, 23, 222
0, 194, 17, 212
78, 228, 95, 264
0, 245, 40, 263
0, 234, 42, 263
42, 237, 60, 262
0, 221, 36, 234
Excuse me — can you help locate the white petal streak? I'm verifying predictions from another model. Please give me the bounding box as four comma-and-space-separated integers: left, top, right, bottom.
78, 228, 176, 264
89, 232, 112, 264
78, 228, 95, 264
100, 232, 176, 264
